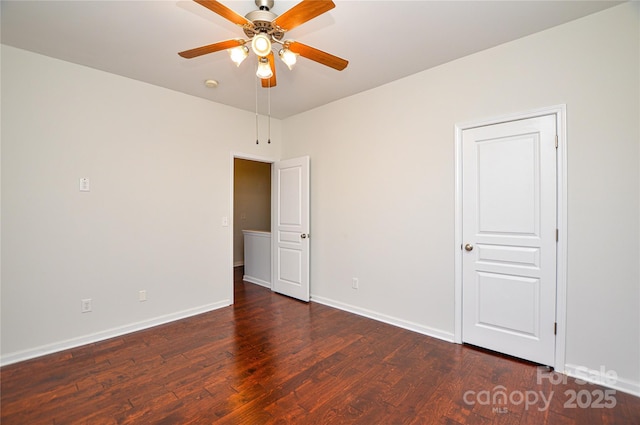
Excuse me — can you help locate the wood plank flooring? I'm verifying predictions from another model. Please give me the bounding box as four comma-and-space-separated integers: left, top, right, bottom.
2, 268, 639, 424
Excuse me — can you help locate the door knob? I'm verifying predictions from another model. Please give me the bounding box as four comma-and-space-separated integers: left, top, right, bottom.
301, 234, 308, 239
465, 244, 473, 251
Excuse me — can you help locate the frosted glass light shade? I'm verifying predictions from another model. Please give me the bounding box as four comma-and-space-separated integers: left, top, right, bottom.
228, 45, 249, 66
279, 48, 297, 70
251, 34, 272, 57
256, 58, 273, 79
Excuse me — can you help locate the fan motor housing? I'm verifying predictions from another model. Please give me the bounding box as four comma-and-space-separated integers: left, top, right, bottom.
244, 9, 284, 40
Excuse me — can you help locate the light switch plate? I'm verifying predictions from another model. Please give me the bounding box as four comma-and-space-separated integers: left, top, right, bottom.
81, 298, 92, 313
79, 178, 90, 192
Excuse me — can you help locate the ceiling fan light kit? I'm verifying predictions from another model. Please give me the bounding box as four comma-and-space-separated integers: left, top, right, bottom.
179, 0, 349, 87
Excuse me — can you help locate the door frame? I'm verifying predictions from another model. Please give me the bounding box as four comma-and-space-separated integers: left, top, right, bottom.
229, 152, 278, 305
453, 105, 567, 372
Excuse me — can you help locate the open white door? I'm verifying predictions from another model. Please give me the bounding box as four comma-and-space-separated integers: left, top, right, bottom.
462, 115, 557, 366
272, 156, 310, 301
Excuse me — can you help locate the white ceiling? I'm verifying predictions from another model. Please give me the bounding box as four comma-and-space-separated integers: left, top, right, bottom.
1, 0, 621, 119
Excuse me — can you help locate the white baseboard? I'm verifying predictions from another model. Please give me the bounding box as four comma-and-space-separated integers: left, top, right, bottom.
310, 294, 455, 343
243, 275, 271, 288
564, 363, 640, 397
233, 261, 244, 267
0, 300, 231, 367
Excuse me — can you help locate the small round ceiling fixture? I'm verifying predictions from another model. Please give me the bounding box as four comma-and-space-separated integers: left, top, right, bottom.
205, 79, 219, 88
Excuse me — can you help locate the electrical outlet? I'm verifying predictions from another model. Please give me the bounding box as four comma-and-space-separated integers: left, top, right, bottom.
352, 278, 359, 289
139, 290, 147, 302
81, 298, 92, 313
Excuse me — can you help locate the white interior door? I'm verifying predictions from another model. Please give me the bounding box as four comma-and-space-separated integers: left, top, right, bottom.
462, 115, 557, 366
272, 156, 310, 301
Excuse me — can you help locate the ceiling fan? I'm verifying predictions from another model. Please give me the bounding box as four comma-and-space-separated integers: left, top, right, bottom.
179, 0, 349, 88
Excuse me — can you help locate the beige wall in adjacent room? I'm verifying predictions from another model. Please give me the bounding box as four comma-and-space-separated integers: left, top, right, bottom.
233, 159, 271, 266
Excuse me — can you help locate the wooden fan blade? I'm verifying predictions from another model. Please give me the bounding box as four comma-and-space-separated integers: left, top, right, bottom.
272, 0, 335, 32
287, 41, 348, 71
261, 52, 277, 88
194, 0, 251, 26
178, 39, 244, 59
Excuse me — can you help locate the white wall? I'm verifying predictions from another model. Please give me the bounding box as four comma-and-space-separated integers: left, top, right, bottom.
282, 3, 639, 393
1, 45, 281, 362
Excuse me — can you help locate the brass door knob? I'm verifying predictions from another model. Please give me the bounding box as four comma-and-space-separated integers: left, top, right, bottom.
465, 244, 473, 251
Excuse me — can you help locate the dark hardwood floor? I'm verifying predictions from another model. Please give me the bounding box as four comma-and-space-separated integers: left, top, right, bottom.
2, 268, 639, 424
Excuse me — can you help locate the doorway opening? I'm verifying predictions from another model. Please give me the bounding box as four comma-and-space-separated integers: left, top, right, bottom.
231, 155, 274, 302
229, 154, 311, 304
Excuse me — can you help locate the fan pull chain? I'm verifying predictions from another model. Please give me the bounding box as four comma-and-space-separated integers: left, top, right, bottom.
255, 76, 259, 144
267, 78, 271, 144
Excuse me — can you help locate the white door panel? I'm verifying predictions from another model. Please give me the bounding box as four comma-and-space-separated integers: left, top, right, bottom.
273, 156, 310, 301
462, 115, 557, 366
278, 167, 302, 225
476, 272, 539, 336
476, 134, 540, 235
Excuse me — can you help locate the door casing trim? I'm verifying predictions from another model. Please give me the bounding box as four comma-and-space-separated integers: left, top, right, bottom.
453, 105, 567, 372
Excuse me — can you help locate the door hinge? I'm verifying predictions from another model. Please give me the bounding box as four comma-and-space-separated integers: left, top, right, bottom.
556, 229, 559, 242
555, 135, 558, 149
554, 322, 557, 335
